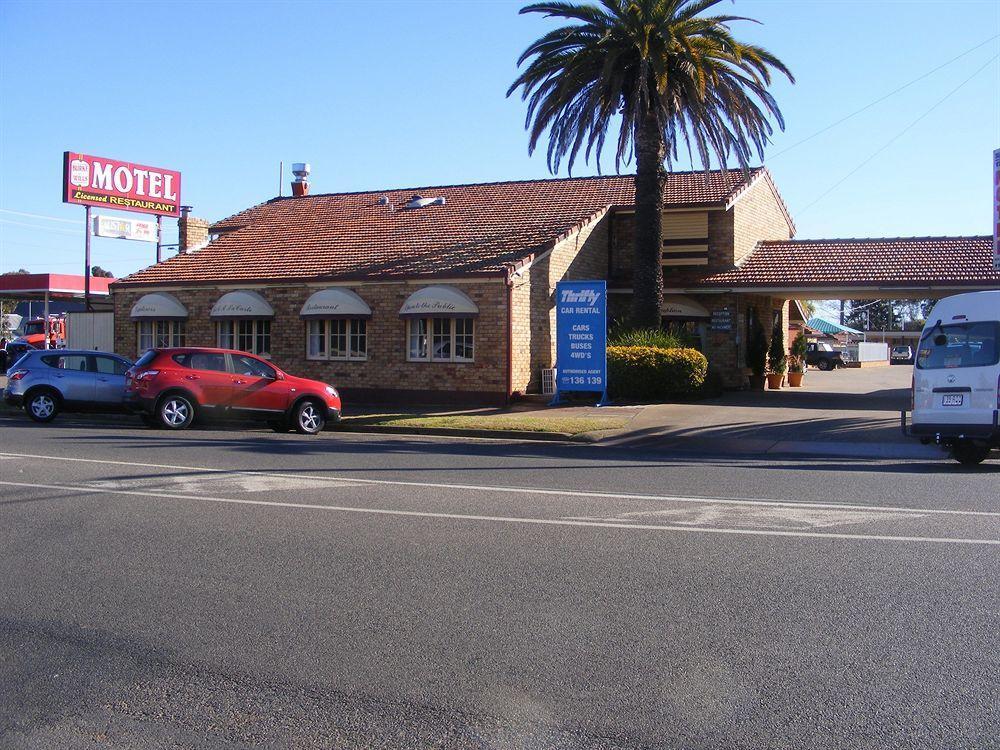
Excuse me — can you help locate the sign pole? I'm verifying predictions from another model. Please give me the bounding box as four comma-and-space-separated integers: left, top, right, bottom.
84, 205, 91, 312
156, 215, 163, 264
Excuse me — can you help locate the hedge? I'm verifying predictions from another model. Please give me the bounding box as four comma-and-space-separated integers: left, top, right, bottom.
607, 345, 708, 400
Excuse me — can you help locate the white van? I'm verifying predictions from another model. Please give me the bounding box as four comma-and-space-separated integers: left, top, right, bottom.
904, 290, 999, 465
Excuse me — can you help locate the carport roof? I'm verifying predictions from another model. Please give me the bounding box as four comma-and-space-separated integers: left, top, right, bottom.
696, 236, 1000, 294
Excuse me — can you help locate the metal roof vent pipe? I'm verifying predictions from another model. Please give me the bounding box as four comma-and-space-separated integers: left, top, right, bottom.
405, 195, 446, 209
291, 162, 311, 197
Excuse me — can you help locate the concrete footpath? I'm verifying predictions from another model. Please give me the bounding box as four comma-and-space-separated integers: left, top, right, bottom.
600, 366, 944, 460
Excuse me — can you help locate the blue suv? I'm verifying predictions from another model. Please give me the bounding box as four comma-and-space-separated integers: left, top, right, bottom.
4, 350, 133, 423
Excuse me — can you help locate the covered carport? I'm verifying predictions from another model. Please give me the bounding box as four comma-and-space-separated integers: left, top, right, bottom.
0, 273, 114, 351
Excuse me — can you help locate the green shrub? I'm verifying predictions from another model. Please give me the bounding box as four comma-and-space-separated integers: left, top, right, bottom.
768, 319, 787, 375
608, 326, 688, 349
608, 345, 708, 401
747, 323, 767, 377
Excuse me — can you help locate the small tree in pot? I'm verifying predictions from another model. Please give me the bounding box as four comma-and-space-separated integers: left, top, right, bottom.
788, 332, 807, 386
747, 323, 768, 390
767, 320, 787, 389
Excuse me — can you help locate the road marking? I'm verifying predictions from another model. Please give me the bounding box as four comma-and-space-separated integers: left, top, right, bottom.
0, 451, 995, 520
568, 504, 922, 530
0, 479, 996, 546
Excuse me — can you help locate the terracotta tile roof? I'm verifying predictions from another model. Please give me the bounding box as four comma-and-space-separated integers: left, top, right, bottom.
698, 236, 1000, 290
115, 169, 763, 287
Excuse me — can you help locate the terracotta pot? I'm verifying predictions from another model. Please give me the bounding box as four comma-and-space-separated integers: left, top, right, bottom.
766, 373, 784, 390
788, 371, 804, 387
749, 374, 766, 391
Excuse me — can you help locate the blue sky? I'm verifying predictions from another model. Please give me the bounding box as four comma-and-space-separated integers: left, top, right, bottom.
1, 0, 998, 279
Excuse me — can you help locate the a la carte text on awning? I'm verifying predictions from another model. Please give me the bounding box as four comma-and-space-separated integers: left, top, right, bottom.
660, 294, 710, 318
210, 290, 275, 319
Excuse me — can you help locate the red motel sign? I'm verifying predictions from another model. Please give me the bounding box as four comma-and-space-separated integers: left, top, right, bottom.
63, 151, 182, 217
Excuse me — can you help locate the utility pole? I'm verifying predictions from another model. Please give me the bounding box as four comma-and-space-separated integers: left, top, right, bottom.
839, 299, 845, 326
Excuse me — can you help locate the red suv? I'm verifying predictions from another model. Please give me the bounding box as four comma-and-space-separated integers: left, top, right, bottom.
125, 348, 342, 434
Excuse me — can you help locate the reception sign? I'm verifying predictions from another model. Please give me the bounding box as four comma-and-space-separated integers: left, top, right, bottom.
63, 151, 181, 216
553, 280, 608, 404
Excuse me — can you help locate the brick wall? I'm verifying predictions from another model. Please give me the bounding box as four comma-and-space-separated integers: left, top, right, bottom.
732, 176, 793, 263
510, 211, 611, 394
114, 279, 509, 403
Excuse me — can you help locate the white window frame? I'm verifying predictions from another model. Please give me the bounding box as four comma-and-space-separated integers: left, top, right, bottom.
406, 317, 474, 363
305, 319, 368, 361
217, 319, 272, 358
137, 320, 185, 352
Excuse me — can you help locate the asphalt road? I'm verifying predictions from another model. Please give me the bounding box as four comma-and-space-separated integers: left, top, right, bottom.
1, 415, 998, 749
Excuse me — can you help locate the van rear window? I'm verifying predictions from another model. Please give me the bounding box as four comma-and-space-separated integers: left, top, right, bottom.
916, 321, 999, 370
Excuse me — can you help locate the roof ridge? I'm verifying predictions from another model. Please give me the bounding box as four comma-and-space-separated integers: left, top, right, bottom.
248, 166, 756, 203
760, 235, 992, 244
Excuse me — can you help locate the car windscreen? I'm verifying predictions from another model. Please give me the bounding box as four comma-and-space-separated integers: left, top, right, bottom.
916, 321, 999, 370
23, 322, 44, 335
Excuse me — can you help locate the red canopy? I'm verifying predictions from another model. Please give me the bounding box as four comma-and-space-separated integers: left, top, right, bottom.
0, 273, 114, 299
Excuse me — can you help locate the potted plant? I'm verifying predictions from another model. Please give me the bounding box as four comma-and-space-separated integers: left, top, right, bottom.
788, 332, 807, 387
747, 322, 768, 390
766, 320, 787, 390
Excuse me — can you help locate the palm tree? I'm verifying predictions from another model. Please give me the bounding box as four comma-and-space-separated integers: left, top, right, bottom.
508, 0, 793, 327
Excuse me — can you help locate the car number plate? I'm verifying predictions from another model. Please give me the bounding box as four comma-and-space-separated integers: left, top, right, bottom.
942, 394, 963, 406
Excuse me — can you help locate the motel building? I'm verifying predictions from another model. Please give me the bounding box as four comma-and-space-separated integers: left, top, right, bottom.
111, 167, 1000, 403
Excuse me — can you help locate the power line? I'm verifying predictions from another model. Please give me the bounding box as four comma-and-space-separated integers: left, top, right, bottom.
0, 219, 83, 236
767, 33, 999, 163
0, 208, 81, 225
794, 53, 998, 218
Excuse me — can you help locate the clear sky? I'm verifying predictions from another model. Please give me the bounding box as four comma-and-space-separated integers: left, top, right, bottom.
1, 0, 998, 279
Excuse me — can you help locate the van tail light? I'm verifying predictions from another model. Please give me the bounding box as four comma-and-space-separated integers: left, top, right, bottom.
910, 374, 915, 412
996, 373, 1000, 410
134, 369, 160, 382
8, 369, 27, 381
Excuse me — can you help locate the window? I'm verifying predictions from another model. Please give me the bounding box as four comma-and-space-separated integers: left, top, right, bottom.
217, 319, 271, 357
41, 354, 89, 371
188, 352, 228, 372
137, 320, 185, 351
232, 354, 277, 379
94, 355, 130, 376
306, 319, 367, 361
917, 322, 999, 370
407, 318, 474, 362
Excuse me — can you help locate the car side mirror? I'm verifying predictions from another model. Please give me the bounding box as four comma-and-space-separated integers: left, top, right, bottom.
273, 371, 284, 381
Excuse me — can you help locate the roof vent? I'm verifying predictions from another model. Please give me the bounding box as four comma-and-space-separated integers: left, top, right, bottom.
291, 162, 310, 197
405, 195, 446, 209
377, 195, 390, 206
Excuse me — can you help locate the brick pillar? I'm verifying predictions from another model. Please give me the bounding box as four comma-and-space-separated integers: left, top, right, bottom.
178, 207, 210, 253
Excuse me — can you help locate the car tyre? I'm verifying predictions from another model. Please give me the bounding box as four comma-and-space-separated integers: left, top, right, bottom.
817, 359, 831, 371
157, 394, 196, 430
140, 414, 161, 429
268, 419, 291, 433
25, 390, 59, 423
293, 399, 325, 435
952, 441, 991, 466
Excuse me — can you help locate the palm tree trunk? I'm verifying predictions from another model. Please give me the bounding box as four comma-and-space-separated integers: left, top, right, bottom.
631, 111, 666, 329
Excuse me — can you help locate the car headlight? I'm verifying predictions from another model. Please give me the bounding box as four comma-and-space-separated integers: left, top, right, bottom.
325, 385, 339, 398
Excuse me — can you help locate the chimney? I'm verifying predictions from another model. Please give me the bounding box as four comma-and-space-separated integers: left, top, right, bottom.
291, 162, 310, 197
178, 205, 210, 253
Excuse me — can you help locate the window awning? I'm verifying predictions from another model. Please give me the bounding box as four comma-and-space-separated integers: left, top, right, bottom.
210, 290, 274, 319
300, 288, 372, 319
130, 292, 188, 321
661, 294, 710, 318
399, 285, 479, 318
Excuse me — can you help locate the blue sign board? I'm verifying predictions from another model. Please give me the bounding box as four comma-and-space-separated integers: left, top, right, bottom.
552, 280, 608, 405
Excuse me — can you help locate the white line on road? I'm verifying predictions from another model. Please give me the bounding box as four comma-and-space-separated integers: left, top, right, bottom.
1, 479, 998, 547
0, 450, 996, 520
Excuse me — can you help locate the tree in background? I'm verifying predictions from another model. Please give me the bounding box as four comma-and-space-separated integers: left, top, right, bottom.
845, 299, 934, 331
2, 269, 29, 275
509, 0, 793, 328
91, 266, 115, 278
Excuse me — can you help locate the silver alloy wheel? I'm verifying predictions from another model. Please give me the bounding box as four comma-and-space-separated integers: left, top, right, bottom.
30, 394, 55, 419
298, 402, 322, 433
161, 397, 191, 427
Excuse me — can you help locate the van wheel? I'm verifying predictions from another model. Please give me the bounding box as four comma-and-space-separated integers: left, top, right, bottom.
25, 390, 59, 423
817, 359, 831, 371
140, 414, 161, 429
158, 394, 196, 430
952, 441, 990, 466
293, 400, 325, 435
268, 419, 291, 433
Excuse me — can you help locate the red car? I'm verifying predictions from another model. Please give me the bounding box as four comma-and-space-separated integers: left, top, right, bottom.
125, 347, 342, 434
